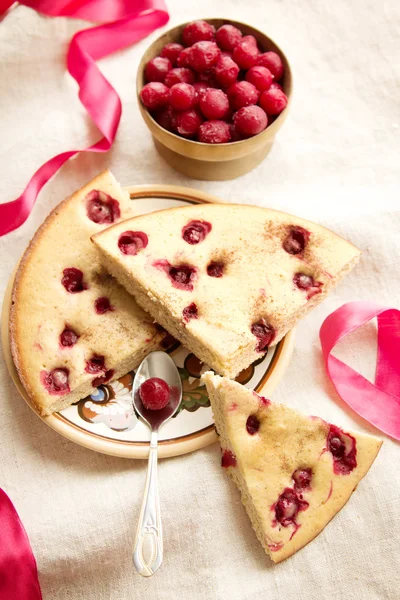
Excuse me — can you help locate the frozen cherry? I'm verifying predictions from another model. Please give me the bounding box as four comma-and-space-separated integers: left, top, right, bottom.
59, 327, 79, 348
139, 377, 170, 410
86, 190, 120, 224
193, 82, 209, 101
140, 82, 170, 111
92, 369, 115, 387
251, 319, 275, 351
177, 47, 192, 67
229, 123, 242, 141
245, 66, 273, 92
215, 24, 242, 51
118, 231, 148, 255
270, 82, 283, 92
189, 41, 220, 72
241, 35, 258, 47
164, 67, 195, 87
246, 414, 260, 435
283, 226, 310, 255
214, 55, 240, 88
257, 51, 284, 80
198, 120, 231, 144
182, 20, 215, 46
175, 109, 203, 137
183, 302, 198, 322
40, 368, 70, 395
155, 105, 177, 132
169, 83, 197, 111
144, 57, 172, 83
259, 87, 288, 115
207, 261, 224, 277
61, 268, 87, 293
233, 105, 268, 137
221, 449, 237, 468
197, 69, 218, 87
232, 38, 259, 70
199, 88, 229, 120
327, 425, 357, 475
160, 42, 184, 67
227, 81, 259, 111
292, 468, 312, 490
94, 297, 114, 314
85, 355, 106, 374
182, 220, 212, 244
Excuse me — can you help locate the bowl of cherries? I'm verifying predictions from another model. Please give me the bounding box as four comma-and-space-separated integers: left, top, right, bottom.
137, 19, 292, 180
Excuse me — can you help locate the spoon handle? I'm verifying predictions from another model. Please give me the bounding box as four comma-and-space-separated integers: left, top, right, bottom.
133, 431, 163, 577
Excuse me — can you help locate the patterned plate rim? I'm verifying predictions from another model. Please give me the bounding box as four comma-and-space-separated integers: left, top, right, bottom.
1, 184, 296, 459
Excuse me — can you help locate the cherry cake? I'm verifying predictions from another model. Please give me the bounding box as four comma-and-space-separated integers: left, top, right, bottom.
92, 204, 361, 378
10, 171, 165, 415
202, 372, 382, 563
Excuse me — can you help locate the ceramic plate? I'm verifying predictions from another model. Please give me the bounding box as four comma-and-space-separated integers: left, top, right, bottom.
2, 185, 295, 459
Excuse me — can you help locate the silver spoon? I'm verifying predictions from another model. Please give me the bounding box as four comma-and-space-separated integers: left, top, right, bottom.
132, 351, 182, 577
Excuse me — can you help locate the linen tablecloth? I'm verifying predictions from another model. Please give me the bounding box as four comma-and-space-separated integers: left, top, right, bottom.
0, 1, 399, 598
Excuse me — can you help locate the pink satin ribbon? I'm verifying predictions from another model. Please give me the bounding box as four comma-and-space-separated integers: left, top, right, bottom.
0, 488, 42, 599
320, 301, 400, 440
0, 0, 169, 236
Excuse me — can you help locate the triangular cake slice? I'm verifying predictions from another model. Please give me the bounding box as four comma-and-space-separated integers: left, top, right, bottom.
92, 204, 360, 378
202, 372, 382, 563
10, 171, 167, 415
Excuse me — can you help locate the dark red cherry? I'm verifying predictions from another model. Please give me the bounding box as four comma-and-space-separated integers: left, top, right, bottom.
40, 368, 70, 395
86, 190, 120, 224
327, 425, 357, 474
283, 226, 310, 255
85, 355, 106, 374
246, 414, 260, 435
292, 468, 312, 490
94, 297, 114, 314
207, 261, 224, 277
251, 319, 275, 351
61, 268, 87, 293
92, 369, 115, 387
182, 220, 212, 244
59, 327, 79, 347
182, 302, 198, 322
153, 260, 197, 291
221, 450, 237, 468
118, 231, 148, 255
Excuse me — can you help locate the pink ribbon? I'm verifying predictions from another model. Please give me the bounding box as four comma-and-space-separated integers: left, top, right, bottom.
0, 0, 169, 236
320, 301, 400, 440
0, 488, 42, 599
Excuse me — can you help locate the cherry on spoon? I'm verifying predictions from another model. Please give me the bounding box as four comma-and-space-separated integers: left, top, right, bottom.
131, 351, 182, 577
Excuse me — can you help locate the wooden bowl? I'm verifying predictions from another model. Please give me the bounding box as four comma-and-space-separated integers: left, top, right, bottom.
137, 18, 292, 181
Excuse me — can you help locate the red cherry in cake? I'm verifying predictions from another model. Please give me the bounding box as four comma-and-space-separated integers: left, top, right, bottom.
215, 24, 242, 52
85, 355, 106, 374
251, 319, 275, 351
327, 425, 357, 475
221, 449, 237, 468
144, 57, 172, 83
153, 260, 197, 291
61, 268, 87, 293
92, 369, 115, 387
59, 327, 79, 348
183, 302, 198, 322
164, 67, 195, 87
257, 51, 284, 81
207, 261, 224, 277
118, 231, 148, 255
139, 377, 170, 410
189, 41, 221, 73
293, 273, 323, 299
283, 226, 310, 255
246, 414, 260, 435
86, 190, 121, 224
182, 20, 216, 47
160, 42, 184, 67
292, 468, 312, 490
274, 488, 309, 527
40, 368, 70, 395
182, 220, 212, 244
94, 297, 114, 314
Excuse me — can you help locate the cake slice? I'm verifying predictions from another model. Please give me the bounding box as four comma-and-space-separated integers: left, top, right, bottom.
202, 372, 382, 563
10, 171, 166, 416
92, 203, 360, 378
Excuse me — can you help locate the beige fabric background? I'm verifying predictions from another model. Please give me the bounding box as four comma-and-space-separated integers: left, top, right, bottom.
1, 1, 399, 599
